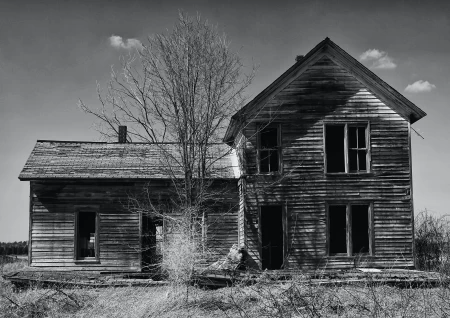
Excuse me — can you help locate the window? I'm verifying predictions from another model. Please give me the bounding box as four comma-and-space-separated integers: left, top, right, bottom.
324, 123, 369, 173
258, 124, 281, 173
75, 211, 99, 261
328, 203, 372, 256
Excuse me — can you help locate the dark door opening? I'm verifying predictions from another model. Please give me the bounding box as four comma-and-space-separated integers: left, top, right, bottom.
141, 214, 163, 272
260, 206, 284, 270
76, 212, 97, 259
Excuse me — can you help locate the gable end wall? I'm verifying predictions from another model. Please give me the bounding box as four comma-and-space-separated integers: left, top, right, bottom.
238, 56, 414, 270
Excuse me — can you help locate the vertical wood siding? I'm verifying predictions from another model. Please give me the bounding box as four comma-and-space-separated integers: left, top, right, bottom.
239, 56, 414, 270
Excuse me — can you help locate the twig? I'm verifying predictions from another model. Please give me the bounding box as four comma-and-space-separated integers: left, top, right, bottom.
1, 294, 20, 307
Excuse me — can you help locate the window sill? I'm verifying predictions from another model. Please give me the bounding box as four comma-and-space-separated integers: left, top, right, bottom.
327, 254, 373, 258
75, 259, 100, 264
325, 172, 373, 177
257, 172, 282, 176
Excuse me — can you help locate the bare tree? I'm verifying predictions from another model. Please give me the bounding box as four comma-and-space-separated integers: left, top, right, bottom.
80, 11, 253, 204
79, 12, 255, 281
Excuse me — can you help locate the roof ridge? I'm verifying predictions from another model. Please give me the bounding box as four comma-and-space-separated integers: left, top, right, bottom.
36, 140, 229, 145
37, 140, 107, 143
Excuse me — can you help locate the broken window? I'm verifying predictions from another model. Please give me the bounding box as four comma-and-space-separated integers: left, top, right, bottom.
258, 125, 281, 173
328, 204, 371, 256
75, 211, 98, 260
325, 123, 369, 173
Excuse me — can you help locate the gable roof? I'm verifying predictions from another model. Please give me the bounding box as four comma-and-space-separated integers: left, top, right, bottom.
224, 37, 427, 144
19, 141, 238, 180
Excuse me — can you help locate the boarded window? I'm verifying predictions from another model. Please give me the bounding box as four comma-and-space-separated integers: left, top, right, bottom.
325, 124, 368, 173
76, 212, 97, 259
328, 204, 371, 256
258, 125, 280, 173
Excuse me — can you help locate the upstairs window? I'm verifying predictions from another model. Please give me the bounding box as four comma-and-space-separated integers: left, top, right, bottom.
325, 123, 369, 173
258, 124, 281, 173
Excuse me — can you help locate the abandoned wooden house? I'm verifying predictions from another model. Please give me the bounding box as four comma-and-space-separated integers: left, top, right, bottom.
19, 38, 426, 272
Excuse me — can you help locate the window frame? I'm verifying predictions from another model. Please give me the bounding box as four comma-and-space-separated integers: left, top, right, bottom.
326, 202, 374, 257
74, 206, 100, 263
257, 123, 282, 174
323, 122, 371, 174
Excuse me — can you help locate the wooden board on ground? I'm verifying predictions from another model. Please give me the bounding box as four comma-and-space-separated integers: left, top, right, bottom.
2, 270, 167, 288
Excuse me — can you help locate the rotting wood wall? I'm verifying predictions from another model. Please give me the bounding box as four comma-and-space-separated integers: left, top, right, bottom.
29, 180, 239, 271
237, 55, 414, 270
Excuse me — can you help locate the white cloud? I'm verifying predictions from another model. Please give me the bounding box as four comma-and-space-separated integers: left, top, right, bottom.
371, 55, 396, 69
360, 49, 384, 61
405, 80, 436, 93
109, 35, 142, 50
359, 48, 397, 69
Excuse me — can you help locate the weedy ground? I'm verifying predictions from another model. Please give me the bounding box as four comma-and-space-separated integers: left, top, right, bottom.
2, 262, 450, 318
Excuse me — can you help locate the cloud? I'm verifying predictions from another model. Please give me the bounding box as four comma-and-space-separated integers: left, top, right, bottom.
109, 35, 142, 50
405, 80, 436, 93
359, 49, 397, 69
360, 49, 384, 61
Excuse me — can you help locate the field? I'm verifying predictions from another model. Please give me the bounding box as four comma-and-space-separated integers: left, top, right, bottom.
2, 261, 450, 318
1, 211, 449, 317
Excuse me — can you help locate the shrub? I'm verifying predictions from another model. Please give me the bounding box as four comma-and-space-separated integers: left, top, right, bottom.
161, 215, 204, 286
415, 210, 450, 272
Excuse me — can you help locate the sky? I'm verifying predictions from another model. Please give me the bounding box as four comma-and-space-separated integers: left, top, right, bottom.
1, 0, 449, 242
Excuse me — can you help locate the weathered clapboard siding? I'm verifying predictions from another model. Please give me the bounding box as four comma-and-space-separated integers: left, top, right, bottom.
238, 55, 415, 270
29, 179, 239, 271
205, 181, 240, 255
236, 131, 247, 248
237, 179, 246, 247
30, 181, 143, 271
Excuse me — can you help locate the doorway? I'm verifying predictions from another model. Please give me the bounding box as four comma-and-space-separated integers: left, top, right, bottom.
260, 206, 284, 270
141, 213, 163, 272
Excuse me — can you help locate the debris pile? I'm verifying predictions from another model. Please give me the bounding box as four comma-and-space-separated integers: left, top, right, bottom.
207, 244, 248, 271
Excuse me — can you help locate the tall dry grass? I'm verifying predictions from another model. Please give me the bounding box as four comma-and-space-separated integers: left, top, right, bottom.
1, 271, 450, 317
415, 210, 450, 273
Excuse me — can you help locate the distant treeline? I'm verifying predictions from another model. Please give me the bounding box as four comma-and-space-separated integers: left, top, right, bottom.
0, 241, 28, 255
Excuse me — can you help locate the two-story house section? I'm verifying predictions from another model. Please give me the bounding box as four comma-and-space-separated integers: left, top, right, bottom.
224, 38, 426, 270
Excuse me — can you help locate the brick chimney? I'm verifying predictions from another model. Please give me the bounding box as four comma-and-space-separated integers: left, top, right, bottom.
118, 126, 127, 143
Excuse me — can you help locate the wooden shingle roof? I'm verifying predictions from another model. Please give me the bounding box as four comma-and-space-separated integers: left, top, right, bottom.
19, 141, 238, 180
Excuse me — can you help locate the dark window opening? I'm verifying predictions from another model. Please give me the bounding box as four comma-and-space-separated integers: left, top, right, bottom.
352, 205, 370, 254
325, 123, 369, 173
259, 126, 280, 173
325, 125, 345, 172
329, 204, 371, 256
260, 206, 284, 270
329, 205, 347, 254
77, 212, 97, 259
